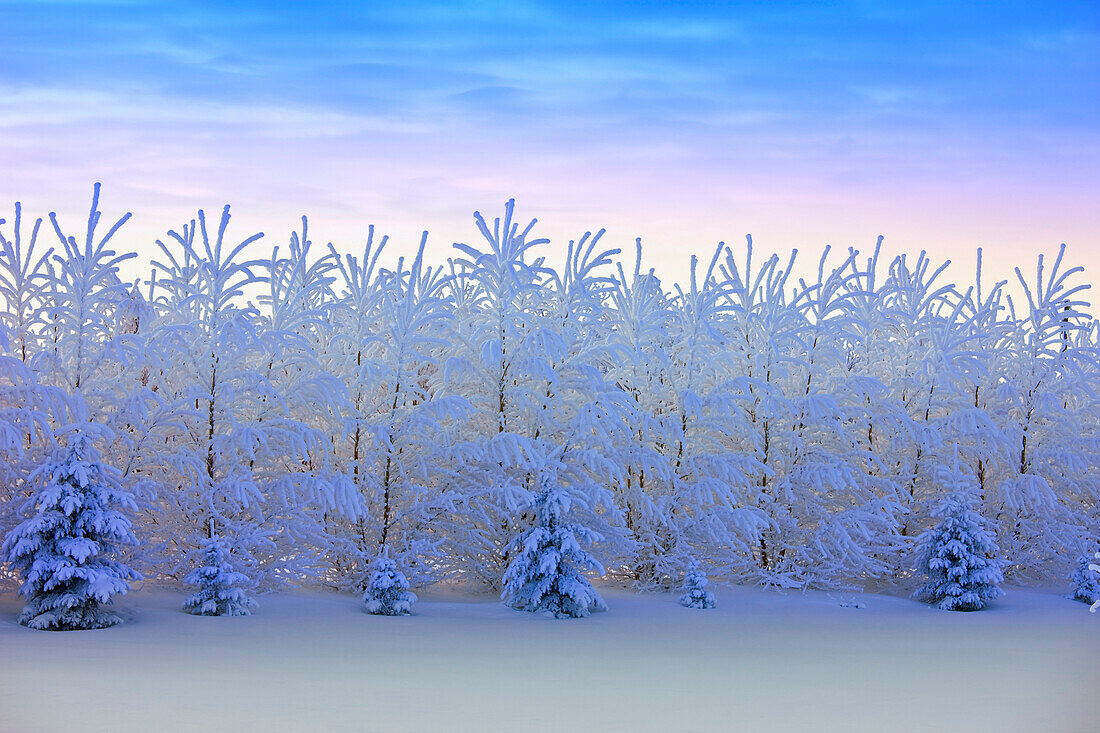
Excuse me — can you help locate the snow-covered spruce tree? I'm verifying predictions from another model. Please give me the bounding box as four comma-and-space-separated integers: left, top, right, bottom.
362, 551, 417, 616
1091, 554, 1100, 613
679, 558, 716, 609
1069, 551, 1099, 605
181, 526, 257, 616
502, 462, 607, 619
913, 453, 1004, 611
1, 423, 140, 630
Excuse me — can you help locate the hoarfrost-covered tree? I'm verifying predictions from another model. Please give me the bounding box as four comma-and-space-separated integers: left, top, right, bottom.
502, 463, 607, 619
440, 201, 622, 588
149, 206, 287, 589
440, 201, 550, 587
745, 243, 901, 587
600, 242, 765, 588
40, 184, 136, 404
28, 187, 160, 581
678, 558, 716, 609
362, 551, 417, 616
251, 218, 354, 579
0, 202, 52, 365
325, 232, 471, 588
913, 453, 1004, 611
991, 246, 1097, 580
1, 423, 139, 629
181, 528, 257, 616
0, 326, 60, 557
1, 203, 61, 577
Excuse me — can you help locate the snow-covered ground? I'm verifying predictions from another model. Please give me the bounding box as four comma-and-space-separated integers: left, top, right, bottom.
1, 584, 1096, 733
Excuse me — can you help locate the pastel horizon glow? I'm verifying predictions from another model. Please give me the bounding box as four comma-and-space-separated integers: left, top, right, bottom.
2, 0, 1097, 285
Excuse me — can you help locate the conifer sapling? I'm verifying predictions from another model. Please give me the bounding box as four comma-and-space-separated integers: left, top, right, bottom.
501, 479, 607, 619
913, 454, 1005, 612
1090, 553, 1100, 614
1, 429, 140, 630
1068, 551, 1099, 606
181, 528, 257, 617
363, 550, 416, 616
679, 558, 717, 609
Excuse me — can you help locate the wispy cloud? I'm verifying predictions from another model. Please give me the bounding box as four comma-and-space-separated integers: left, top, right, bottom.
0, 0, 1096, 281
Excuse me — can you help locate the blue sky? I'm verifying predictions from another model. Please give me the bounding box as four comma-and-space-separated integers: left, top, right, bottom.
1, 0, 1097, 280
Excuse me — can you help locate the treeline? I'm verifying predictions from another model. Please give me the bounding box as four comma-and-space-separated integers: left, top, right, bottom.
1, 185, 1097, 601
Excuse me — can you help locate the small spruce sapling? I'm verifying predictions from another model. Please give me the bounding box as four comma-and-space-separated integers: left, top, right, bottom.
1090, 553, 1100, 614
679, 558, 717, 609
1069, 551, 1100, 606
182, 529, 257, 617
1, 428, 140, 630
363, 551, 416, 616
502, 479, 607, 619
913, 456, 1005, 611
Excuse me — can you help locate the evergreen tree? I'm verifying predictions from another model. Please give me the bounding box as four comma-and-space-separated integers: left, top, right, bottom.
362, 551, 416, 616
1068, 553, 1098, 605
181, 530, 257, 616
1, 426, 140, 630
913, 455, 1005, 611
1091, 553, 1100, 613
679, 559, 717, 609
502, 472, 607, 619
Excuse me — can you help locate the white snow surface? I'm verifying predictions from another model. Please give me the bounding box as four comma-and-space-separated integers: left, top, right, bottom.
1, 584, 1097, 733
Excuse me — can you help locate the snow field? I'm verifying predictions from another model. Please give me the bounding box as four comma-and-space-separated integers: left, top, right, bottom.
1, 585, 1096, 733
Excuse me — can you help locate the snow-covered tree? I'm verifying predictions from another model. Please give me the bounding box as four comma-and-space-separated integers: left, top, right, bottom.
0, 326, 60, 563
438, 202, 627, 589
0, 201, 52, 365
736, 242, 901, 588
250, 218, 355, 579
1090, 553, 1100, 613
39, 183, 137, 403
436, 200, 552, 587
678, 558, 716, 609
147, 206, 280, 587
362, 552, 416, 616
502, 466, 607, 619
989, 246, 1097, 581
181, 529, 257, 616
323, 231, 471, 589
1, 424, 140, 629
913, 453, 1004, 611
1069, 551, 1099, 606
